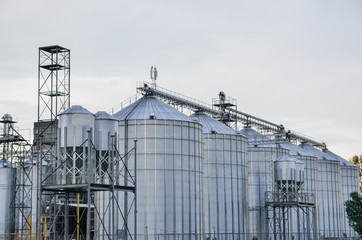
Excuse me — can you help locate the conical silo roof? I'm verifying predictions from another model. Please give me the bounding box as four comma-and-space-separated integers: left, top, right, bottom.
240, 127, 271, 143
95, 111, 118, 120
275, 155, 296, 163
190, 112, 237, 135
299, 143, 337, 161
279, 141, 314, 157
59, 105, 94, 116
113, 96, 193, 122
323, 149, 356, 167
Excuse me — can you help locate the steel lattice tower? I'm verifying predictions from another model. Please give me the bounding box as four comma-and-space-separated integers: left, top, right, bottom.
38, 45, 70, 121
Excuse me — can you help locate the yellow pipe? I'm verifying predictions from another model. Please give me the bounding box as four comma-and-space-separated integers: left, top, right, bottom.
77, 193, 80, 240
44, 215, 47, 238
27, 214, 31, 236
41, 214, 47, 238
0, 233, 28, 236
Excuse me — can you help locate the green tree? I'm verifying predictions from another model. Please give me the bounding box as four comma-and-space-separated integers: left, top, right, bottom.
349, 155, 362, 195
345, 192, 362, 237
349, 155, 362, 165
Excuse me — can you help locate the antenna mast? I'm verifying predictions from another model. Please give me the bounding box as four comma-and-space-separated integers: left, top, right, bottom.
150, 66, 158, 88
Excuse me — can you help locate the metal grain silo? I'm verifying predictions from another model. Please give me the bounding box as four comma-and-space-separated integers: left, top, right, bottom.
299, 143, 342, 238
94, 111, 118, 239
274, 156, 296, 193
278, 141, 320, 240
279, 141, 317, 195
295, 159, 304, 190
322, 149, 359, 238
58, 105, 95, 184
0, 159, 16, 238
240, 127, 289, 239
94, 111, 118, 181
190, 112, 248, 240
114, 95, 203, 240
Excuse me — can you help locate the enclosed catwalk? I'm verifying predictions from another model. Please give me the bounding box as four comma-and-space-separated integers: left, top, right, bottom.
240, 127, 289, 239
190, 112, 248, 240
299, 143, 342, 238
114, 95, 204, 240
323, 149, 360, 238
0, 159, 16, 239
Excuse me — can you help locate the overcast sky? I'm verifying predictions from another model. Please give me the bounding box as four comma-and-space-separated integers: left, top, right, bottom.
0, 0, 361, 159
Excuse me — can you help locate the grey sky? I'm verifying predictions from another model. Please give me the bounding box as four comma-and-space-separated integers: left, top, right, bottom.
0, 0, 361, 159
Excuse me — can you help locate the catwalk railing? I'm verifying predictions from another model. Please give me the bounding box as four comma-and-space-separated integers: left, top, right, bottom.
136, 82, 326, 149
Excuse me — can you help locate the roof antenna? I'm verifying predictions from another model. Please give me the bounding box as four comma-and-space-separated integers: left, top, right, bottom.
150, 66, 158, 88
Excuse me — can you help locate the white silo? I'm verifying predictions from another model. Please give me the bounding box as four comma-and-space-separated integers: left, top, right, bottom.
279, 141, 317, 195
113, 95, 204, 240
94, 111, 118, 239
0, 159, 16, 238
323, 149, 360, 238
94, 111, 118, 181
269, 140, 320, 240
240, 127, 289, 239
58, 105, 95, 184
274, 156, 296, 194
295, 159, 304, 190
190, 112, 248, 240
299, 143, 342, 238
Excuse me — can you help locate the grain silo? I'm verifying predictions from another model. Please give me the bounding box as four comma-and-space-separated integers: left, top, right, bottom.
114, 95, 204, 240
0, 159, 16, 239
322, 149, 360, 238
0, 114, 17, 238
240, 127, 289, 239
94, 111, 118, 182
94, 111, 119, 239
190, 111, 248, 240
299, 143, 342, 238
58, 105, 95, 184
272, 141, 319, 239
274, 156, 297, 193
279, 141, 317, 196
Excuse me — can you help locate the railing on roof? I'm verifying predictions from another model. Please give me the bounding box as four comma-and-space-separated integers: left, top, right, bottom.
136, 81, 326, 149
136, 82, 216, 113
107, 94, 142, 115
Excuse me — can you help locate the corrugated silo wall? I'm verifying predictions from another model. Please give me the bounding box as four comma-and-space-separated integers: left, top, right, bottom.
247, 146, 289, 239
340, 164, 360, 238
94, 117, 118, 239
317, 159, 342, 238
287, 153, 319, 239
118, 119, 204, 240
293, 155, 317, 197
203, 133, 248, 240
0, 165, 16, 236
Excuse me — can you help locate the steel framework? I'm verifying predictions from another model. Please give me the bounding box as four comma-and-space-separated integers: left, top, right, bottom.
0, 115, 34, 238
136, 82, 326, 149
265, 191, 317, 240
38, 45, 70, 122
35, 131, 137, 240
